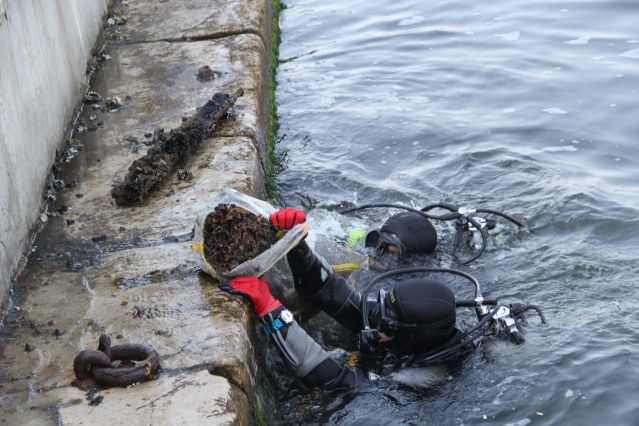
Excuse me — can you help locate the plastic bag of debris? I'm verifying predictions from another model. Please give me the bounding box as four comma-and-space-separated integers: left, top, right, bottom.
192, 187, 308, 280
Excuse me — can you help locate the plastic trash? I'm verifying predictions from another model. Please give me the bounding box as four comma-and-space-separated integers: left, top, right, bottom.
192, 187, 308, 280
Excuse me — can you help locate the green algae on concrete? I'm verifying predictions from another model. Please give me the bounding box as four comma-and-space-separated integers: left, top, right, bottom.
265, 0, 284, 200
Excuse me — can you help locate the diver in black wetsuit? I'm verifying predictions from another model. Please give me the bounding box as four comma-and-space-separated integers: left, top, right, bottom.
220, 207, 463, 391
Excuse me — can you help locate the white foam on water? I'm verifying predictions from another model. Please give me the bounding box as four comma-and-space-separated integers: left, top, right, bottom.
542, 107, 568, 114
543, 145, 578, 152
620, 48, 639, 59
389, 365, 448, 389
403, 95, 430, 104
317, 96, 336, 107
494, 31, 520, 41
314, 61, 336, 68
565, 36, 591, 45
504, 420, 532, 426
365, 91, 399, 103
398, 16, 425, 26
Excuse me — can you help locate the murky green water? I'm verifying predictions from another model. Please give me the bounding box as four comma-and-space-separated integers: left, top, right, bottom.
271, 0, 639, 424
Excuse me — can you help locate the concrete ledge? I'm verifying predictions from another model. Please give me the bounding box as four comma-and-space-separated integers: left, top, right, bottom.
58, 370, 250, 425
116, 0, 272, 43
0, 0, 279, 423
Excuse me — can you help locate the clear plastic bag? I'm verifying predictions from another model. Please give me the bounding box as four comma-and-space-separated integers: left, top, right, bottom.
192, 187, 308, 280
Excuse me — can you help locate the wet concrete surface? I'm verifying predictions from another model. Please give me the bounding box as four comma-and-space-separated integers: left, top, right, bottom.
0, 0, 275, 424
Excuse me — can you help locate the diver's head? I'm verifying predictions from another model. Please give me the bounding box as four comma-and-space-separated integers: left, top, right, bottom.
365, 211, 437, 259
374, 278, 456, 355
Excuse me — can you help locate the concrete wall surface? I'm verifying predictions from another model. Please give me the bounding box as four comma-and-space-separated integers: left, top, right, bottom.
0, 0, 110, 306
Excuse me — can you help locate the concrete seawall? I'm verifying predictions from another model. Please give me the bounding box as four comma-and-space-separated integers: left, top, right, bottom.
0, 0, 110, 308
0, 0, 278, 423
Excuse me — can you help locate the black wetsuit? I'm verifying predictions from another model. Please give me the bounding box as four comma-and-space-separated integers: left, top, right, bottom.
261, 240, 456, 391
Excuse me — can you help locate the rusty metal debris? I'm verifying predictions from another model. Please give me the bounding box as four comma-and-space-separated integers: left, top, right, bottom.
72, 334, 160, 390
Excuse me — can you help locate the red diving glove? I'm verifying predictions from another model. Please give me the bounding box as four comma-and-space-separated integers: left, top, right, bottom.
220, 276, 282, 318
270, 208, 306, 230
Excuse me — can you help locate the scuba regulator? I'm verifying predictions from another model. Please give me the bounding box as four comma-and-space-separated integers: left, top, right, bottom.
340, 202, 525, 264
357, 267, 546, 361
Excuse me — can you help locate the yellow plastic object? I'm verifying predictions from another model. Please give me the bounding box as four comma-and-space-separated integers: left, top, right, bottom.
192, 187, 308, 280
346, 229, 367, 248
332, 263, 361, 275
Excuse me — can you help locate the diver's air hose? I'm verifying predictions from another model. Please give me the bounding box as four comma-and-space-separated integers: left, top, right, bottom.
415, 302, 502, 364
339, 203, 444, 221
475, 208, 525, 228
360, 267, 483, 331
339, 202, 523, 265
358, 266, 505, 365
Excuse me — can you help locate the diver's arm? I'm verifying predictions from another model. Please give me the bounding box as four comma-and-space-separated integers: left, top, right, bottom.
262, 307, 366, 391
287, 240, 363, 333
218, 276, 365, 390
269, 208, 364, 332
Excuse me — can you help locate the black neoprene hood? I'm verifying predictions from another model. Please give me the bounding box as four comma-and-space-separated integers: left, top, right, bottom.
390, 278, 456, 326
380, 211, 437, 254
